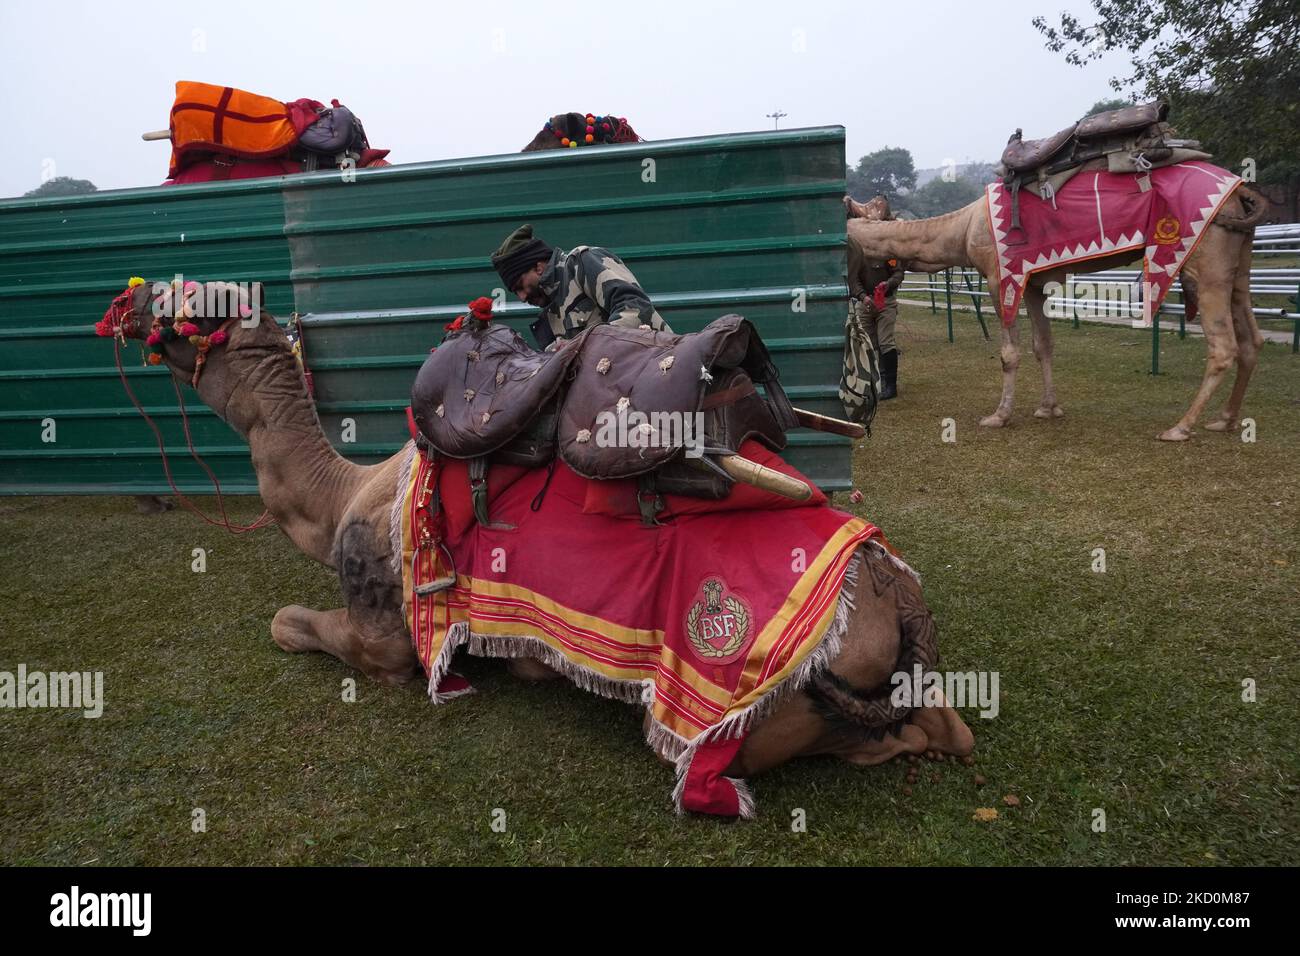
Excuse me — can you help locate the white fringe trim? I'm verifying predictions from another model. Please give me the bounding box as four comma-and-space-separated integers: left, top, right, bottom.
867, 537, 921, 585
465, 632, 646, 705
419, 544, 867, 822
389, 441, 418, 578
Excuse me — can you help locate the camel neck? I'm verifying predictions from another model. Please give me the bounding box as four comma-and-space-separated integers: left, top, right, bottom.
848, 203, 978, 267
197, 344, 369, 566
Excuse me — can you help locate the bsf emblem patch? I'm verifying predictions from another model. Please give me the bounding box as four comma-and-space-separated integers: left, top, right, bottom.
685, 577, 753, 664
1154, 216, 1181, 244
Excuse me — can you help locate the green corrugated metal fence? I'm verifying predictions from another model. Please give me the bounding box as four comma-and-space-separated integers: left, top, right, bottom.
0, 126, 852, 494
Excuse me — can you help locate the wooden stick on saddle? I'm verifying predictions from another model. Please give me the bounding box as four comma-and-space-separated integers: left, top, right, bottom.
791, 406, 866, 439
691, 454, 814, 502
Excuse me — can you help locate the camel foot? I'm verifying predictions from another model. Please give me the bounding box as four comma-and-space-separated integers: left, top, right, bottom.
978, 413, 1010, 428
1203, 416, 1239, 432
1033, 404, 1064, 419
134, 495, 173, 515
839, 721, 929, 767
270, 605, 319, 653
507, 657, 563, 682
1157, 425, 1192, 442
910, 706, 975, 757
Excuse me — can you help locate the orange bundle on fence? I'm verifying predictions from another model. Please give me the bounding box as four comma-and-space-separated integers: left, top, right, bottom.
168, 81, 318, 178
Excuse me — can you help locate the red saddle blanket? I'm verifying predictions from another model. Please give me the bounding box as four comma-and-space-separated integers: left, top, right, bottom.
986, 160, 1243, 324
393, 440, 887, 818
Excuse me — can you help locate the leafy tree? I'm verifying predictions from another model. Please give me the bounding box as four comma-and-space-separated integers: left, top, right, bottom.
846, 147, 916, 207
1085, 98, 1134, 116
957, 162, 1000, 186
904, 177, 985, 218
1034, 1, 1299, 213
24, 177, 98, 198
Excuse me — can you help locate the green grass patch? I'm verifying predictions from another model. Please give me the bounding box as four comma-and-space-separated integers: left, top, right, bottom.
1, 306, 1297, 865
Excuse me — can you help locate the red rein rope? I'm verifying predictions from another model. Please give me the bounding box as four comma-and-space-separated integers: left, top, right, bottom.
113, 338, 275, 534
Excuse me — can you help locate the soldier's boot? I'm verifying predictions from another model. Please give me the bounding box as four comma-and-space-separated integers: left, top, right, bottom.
879, 349, 898, 401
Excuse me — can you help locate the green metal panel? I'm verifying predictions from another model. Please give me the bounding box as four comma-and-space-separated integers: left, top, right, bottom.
0, 127, 850, 494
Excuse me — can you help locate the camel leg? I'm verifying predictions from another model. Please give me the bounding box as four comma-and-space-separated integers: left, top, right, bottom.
1158, 235, 1242, 441
507, 657, 563, 681
979, 319, 1021, 427
1204, 233, 1262, 432
271, 605, 422, 686
725, 548, 973, 778
1026, 285, 1064, 419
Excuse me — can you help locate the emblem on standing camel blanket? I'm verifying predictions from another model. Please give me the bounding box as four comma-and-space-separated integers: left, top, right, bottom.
685, 578, 753, 664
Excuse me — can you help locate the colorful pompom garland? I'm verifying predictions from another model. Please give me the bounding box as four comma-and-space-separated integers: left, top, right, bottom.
444, 295, 494, 333
545, 114, 628, 148
94, 276, 148, 339
96, 276, 237, 385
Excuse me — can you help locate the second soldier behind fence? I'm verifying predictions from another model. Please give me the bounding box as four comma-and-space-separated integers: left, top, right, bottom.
490, 223, 672, 349
847, 223, 906, 400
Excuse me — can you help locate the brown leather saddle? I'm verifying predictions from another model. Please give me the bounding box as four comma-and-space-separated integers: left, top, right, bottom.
410, 314, 800, 524
1000, 100, 1170, 173
997, 100, 1205, 235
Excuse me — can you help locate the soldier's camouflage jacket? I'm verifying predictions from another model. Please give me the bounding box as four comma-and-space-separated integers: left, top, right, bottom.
529, 245, 671, 349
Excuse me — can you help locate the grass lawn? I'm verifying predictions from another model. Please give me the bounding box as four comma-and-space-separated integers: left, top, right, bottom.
1, 303, 1296, 866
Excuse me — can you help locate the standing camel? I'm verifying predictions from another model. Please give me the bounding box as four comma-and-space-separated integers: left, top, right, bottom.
847, 179, 1267, 440
97, 282, 973, 811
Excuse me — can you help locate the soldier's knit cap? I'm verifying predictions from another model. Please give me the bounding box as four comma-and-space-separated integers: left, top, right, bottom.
491, 224, 554, 291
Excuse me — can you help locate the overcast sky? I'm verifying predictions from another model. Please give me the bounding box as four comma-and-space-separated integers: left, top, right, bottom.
0, 0, 1134, 198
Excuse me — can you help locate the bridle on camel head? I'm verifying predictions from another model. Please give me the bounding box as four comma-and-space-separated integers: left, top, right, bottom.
96, 278, 276, 534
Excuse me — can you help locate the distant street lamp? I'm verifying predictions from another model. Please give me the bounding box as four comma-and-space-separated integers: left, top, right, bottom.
766, 110, 787, 130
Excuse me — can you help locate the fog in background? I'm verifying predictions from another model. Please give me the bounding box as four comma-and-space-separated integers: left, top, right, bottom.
0, 0, 1133, 197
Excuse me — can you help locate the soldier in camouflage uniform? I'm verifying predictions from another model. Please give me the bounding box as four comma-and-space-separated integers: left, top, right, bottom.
847, 232, 906, 401
490, 224, 671, 350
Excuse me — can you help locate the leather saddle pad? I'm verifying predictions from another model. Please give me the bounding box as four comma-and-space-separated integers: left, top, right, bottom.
411, 314, 788, 480
1001, 100, 1170, 174
1001, 125, 1077, 173
410, 323, 585, 460
559, 314, 766, 479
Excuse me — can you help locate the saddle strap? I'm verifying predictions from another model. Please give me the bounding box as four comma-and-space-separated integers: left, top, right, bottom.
469, 456, 490, 526
749, 359, 800, 432
701, 379, 756, 409
636, 472, 666, 527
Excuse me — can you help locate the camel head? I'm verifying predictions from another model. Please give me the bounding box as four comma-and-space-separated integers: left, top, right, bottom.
521, 113, 642, 151
96, 278, 296, 430
844, 194, 893, 221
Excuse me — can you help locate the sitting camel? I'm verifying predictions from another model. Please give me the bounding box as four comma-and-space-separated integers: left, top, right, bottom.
847, 179, 1267, 440
97, 282, 974, 811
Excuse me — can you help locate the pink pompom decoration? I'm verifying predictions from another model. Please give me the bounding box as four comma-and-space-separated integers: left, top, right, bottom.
179, 322, 200, 336
208, 330, 228, 346
146, 331, 162, 346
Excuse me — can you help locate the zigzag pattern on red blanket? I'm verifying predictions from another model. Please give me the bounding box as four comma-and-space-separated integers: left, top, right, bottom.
392, 439, 889, 818
986, 161, 1243, 324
